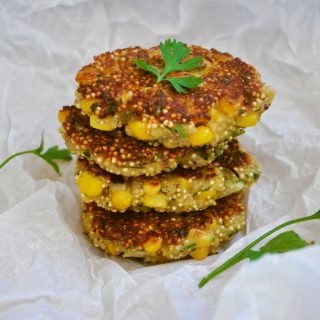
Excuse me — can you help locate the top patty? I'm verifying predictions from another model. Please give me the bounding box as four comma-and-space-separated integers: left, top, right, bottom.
75, 43, 275, 148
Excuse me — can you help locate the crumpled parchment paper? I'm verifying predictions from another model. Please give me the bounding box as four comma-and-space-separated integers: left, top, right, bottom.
0, 0, 320, 319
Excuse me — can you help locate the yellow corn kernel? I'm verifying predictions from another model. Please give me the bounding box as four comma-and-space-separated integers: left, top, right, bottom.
126, 119, 152, 140
218, 97, 241, 116
188, 229, 211, 248
172, 177, 190, 190
76, 66, 97, 84
189, 126, 214, 147
90, 114, 117, 131
110, 190, 132, 211
210, 108, 223, 122
236, 112, 260, 127
120, 90, 133, 104
58, 109, 70, 123
79, 99, 101, 113
195, 188, 217, 200
190, 247, 209, 260
143, 180, 161, 195
106, 241, 120, 256
77, 171, 104, 197
143, 237, 163, 254
143, 193, 168, 209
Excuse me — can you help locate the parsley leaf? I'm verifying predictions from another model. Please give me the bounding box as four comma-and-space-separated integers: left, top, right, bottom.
247, 230, 312, 261
0, 133, 72, 175
198, 209, 320, 288
134, 39, 203, 93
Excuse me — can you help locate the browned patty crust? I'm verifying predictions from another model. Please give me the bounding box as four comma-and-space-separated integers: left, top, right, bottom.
59, 106, 231, 177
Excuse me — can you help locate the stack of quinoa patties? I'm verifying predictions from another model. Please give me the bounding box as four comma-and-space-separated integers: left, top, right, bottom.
59, 42, 274, 263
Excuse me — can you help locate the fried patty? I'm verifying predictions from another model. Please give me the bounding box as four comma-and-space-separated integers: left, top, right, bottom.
75, 140, 259, 213
82, 193, 246, 263
75, 44, 274, 148
59, 106, 230, 177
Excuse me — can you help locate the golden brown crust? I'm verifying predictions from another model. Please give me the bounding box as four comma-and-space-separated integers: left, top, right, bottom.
76, 45, 269, 124
83, 193, 244, 248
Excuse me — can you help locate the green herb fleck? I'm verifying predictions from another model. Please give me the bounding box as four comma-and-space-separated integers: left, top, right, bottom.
197, 148, 209, 160
221, 75, 232, 85
83, 150, 90, 158
134, 39, 203, 94
198, 209, 320, 288
182, 242, 196, 251
253, 172, 260, 180
172, 124, 188, 140
0, 134, 72, 175
90, 103, 100, 112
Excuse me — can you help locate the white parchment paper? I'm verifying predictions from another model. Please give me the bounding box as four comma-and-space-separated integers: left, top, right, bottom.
0, 0, 320, 319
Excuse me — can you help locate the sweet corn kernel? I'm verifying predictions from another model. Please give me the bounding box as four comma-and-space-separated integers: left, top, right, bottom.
195, 188, 217, 200
143, 180, 161, 195
79, 99, 101, 113
90, 114, 117, 131
174, 177, 190, 190
189, 126, 214, 147
58, 109, 69, 123
143, 237, 163, 254
77, 171, 104, 197
218, 97, 240, 116
236, 112, 260, 127
76, 66, 97, 84
210, 108, 223, 122
143, 193, 168, 209
106, 241, 120, 256
188, 229, 211, 248
126, 119, 152, 140
120, 90, 133, 104
190, 247, 209, 260
110, 190, 132, 211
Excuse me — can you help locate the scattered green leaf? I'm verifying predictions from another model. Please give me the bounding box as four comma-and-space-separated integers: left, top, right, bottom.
198, 209, 320, 288
0, 133, 72, 175
247, 230, 312, 261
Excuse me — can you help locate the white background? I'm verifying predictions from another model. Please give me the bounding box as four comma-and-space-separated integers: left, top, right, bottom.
0, 0, 320, 319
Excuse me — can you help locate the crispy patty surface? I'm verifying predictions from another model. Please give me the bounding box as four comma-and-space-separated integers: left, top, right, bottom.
82, 193, 246, 262
75, 140, 259, 213
59, 106, 231, 177
75, 44, 274, 148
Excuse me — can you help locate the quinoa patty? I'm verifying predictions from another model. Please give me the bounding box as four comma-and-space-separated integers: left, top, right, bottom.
75, 44, 274, 148
75, 140, 259, 213
82, 192, 246, 263
59, 106, 230, 177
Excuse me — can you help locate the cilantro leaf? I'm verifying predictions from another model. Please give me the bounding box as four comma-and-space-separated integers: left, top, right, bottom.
198, 209, 320, 288
0, 133, 72, 175
134, 39, 203, 93
247, 230, 312, 261
166, 76, 203, 94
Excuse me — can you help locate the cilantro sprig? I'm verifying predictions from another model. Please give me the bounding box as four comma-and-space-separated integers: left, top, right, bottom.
0, 134, 72, 175
198, 209, 320, 288
134, 39, 203, 93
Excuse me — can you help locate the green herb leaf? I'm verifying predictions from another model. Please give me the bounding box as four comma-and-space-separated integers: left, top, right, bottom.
166, 76, 203, 94
0, 134, 72, 175
133, 58, 160, 77
198, 209, 320, 288
247, 230, 312, 261
134, 39, 203, 93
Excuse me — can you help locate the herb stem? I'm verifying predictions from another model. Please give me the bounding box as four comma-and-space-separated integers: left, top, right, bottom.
0, 150, 36, 170
198, 210, 320, 288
